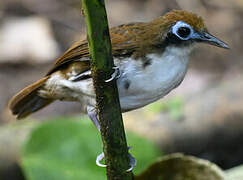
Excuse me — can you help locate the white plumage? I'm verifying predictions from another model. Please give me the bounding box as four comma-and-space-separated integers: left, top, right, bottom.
41, 46, 192, 112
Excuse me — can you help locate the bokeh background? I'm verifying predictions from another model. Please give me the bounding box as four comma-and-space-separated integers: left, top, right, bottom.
1, 0, 243, 176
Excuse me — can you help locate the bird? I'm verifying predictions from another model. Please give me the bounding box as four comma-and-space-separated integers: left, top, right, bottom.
8, 10, 229, 169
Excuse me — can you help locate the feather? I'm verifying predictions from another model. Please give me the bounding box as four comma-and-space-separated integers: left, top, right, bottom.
9, 10, 208, 119
9, 76, 53, 119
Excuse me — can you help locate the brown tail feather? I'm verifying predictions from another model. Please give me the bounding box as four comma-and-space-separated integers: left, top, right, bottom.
9, 76, 54, 119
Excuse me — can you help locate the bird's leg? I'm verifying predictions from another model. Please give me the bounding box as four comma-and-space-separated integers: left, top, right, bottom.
87, 106, 100, 132
86, 106, 136, 171
126, 147, 137, 172
105, 66, 121, 82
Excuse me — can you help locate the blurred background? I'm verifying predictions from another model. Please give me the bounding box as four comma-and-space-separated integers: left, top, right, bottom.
1, 0, 243, 176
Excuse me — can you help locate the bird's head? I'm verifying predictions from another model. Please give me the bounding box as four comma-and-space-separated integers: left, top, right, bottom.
152, 10, 229, 49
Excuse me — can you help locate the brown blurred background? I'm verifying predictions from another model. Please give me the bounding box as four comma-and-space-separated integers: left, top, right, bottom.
1, 0, 243, 170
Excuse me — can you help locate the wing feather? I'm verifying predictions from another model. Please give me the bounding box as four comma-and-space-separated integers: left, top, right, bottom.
46, 22, 152, 75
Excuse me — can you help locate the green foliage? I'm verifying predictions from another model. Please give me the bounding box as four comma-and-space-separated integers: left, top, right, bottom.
145, 96, 184, 120
126, 132, 161, 174
21, 116, 160, 180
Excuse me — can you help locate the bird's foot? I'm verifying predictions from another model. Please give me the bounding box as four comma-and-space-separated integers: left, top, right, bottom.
87, 107, 136, 171
96, 147, 136, 172
126, 148, 137, 172
105, 66, 121, 82
96, 152, 107, 168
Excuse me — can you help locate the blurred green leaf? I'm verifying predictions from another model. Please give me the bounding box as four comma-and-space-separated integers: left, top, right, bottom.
21, 116, 160, 180
127, 132, 161, 174
167, 96, 184, 120
145, 96, 184, 120
145, 102, 167, 114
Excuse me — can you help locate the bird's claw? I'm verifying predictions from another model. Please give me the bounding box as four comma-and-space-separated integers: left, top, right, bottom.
105, 66, 121, 82
96, 152, 107, 167
96, 147, 136, 172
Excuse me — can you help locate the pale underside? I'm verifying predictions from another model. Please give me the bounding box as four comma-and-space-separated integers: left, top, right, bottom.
39, 46, 192, 113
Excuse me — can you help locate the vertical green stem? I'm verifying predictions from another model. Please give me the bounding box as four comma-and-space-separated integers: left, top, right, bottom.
81, 0, 134, 179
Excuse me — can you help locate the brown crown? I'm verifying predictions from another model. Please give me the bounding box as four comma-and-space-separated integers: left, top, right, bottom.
154, 10, 207, 32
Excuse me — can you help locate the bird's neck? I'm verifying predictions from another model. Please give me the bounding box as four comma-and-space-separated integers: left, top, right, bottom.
143, 46, 192, 80
160, 45, 193, 63
117, 45, 193, 89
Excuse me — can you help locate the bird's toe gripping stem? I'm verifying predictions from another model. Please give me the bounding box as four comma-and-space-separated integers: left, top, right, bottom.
96, 147, 136, 172
105, 66, 121, 82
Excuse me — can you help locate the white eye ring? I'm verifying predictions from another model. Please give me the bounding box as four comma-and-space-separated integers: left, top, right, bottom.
171, 21, 193, 40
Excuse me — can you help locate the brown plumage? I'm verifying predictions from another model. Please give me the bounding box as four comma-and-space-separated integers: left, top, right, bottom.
9, 76, 53, 119
8, 10, 210, 119
47, 10, 206, 73
157, 10, 206, 32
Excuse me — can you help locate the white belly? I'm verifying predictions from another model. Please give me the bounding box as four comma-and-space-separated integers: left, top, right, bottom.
42, 47, 191, 112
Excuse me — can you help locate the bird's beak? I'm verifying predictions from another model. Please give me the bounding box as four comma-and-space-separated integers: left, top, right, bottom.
194, 32, 229, 49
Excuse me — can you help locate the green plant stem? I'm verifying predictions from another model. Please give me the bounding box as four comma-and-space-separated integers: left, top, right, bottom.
81, 0, 133, 179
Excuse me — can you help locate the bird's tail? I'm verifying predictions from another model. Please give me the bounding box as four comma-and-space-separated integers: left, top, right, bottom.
8, 76, 54, 119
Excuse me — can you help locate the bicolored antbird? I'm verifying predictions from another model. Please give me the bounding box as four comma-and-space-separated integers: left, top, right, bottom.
9, 10, 229, 169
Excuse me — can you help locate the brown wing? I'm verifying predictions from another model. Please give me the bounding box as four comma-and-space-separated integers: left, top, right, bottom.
46, 39, 90, 75
46, 22, 151, 75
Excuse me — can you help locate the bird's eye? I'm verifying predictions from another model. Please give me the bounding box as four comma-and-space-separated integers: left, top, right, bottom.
171, 21, 193, 40
177, 27, 191, 38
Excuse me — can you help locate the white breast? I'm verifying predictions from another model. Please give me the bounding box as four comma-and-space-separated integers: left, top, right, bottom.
117, 46, 191, 111
42, 46, 192, 113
